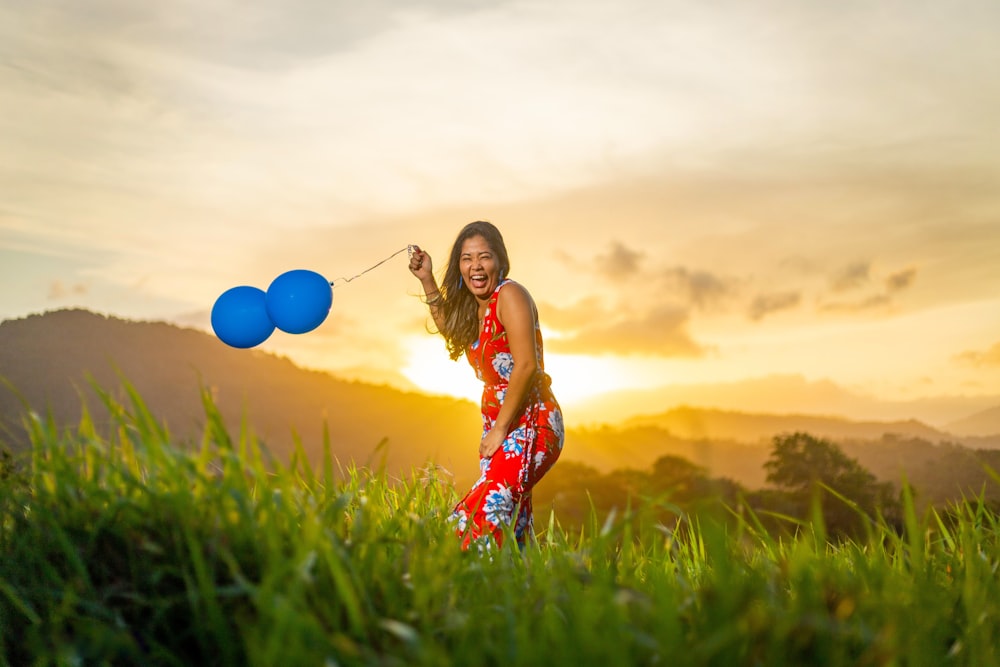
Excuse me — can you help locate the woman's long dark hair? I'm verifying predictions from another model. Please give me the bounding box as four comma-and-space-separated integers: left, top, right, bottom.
438, 221, 511, 360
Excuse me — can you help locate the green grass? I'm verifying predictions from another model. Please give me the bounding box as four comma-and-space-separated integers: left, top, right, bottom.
2, 384, 1000, 666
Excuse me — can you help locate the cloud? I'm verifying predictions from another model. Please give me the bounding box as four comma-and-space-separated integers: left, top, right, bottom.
48, 280, 88, 300
663, 267, 734, 310
539, 296, 606, 332
819, 294, 892, 313
555, 242, 735, 312
0, 1, 481, 79
830, 261, 871, 292
954, 341, 1000, 367
885, 267, 917, 293
548, 305, 706, 357
748, 291, 801, 321
596, 242, 644, 281
556, 242, 644, 282
819, 266, 918, 312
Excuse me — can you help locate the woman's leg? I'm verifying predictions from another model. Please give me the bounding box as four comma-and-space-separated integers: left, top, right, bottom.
453, 446, 524, 550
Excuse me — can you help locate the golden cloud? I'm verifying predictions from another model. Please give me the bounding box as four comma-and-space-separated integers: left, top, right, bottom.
748, 291, 801, 321
47, 280, 88, 300
546, 305, 706, 357
663, 266, 735, 311
954, 341, 1000, 367
829, 261, 871, 292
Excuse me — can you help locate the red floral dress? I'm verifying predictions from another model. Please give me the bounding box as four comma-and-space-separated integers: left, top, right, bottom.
451, 279, 564, 550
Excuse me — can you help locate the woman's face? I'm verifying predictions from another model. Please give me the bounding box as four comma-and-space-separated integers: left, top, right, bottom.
459, 234, 501, 302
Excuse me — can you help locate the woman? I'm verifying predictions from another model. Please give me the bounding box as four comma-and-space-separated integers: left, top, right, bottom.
408, 221, 564, 550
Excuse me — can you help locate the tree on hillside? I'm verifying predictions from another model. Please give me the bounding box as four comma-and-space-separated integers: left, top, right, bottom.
651, 455, 706, 501
532, 461, 606, 529
763, 431, 899, 538
532, 454, 744, 535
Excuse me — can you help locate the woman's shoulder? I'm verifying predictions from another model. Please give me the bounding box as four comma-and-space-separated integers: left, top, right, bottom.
496, 279, 530, 300
495, 279, 536, 319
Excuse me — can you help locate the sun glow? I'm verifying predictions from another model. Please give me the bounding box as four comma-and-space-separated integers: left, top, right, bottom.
543, 353, 633, 406
400, 335, 633, 408
400, 336, 482, 403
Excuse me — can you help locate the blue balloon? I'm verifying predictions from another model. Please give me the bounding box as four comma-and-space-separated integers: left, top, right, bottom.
211, 285, 275, 348
265, 269, 333, 334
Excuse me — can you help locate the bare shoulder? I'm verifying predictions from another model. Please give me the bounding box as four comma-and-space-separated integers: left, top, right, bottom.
496, 281, 536, 321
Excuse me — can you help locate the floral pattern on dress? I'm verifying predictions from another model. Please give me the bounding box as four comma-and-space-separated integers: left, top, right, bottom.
548, 409, 565, 449
469, 456, 491, 492
492, 352, 514, 381
482, 484, 515, 528
502, 424, 529, 459
453, 507, 469, 534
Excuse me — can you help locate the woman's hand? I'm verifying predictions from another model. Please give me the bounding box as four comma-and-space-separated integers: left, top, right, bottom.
408, 245, 434, 282
479, 426, 507, 459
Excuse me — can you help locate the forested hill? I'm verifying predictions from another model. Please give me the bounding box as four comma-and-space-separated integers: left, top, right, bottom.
2, 309, 998, 497
0, 309, 481, 484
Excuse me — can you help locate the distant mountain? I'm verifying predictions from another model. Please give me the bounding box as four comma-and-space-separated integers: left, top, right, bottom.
0, 309, 482, 487
946, 405, 1000, 437
555, 405, 994, 490
568, 375, 1000, 427
4, 309, 998, 498
623, 406, 962, 445
559, 425, 1000, 507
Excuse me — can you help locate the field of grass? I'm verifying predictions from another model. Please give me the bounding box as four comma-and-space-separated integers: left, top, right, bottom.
2, 384, 1000, 666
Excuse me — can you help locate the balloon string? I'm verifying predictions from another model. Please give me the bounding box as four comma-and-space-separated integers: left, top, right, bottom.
330, 245, 414, 287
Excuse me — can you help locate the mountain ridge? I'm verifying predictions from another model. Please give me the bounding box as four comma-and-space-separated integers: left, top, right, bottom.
0, 309, 482, 485
946, 405, 1000, 438
624, 405, 963, 444
3, 309, 997, 493
569, 374, 1000, 428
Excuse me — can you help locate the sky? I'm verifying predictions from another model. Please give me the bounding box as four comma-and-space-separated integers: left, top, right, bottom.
2, 0, 999, 426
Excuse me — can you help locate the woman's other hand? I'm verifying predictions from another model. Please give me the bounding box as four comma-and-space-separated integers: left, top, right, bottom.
479, 426, 506, 459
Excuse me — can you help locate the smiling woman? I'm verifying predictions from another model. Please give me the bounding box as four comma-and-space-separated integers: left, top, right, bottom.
406, 220, 565, 550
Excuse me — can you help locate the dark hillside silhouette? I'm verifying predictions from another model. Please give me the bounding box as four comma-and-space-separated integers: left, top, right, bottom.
563, 425, 772, 487
3, 309, 1000, 509
625, 406, 979, 445
0, 309, 482, 486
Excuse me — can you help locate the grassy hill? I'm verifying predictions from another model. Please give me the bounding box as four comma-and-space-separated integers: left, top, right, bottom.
4, 398, 1000, 665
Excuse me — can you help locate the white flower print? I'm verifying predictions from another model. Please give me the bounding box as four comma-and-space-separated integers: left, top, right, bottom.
494, 386, 507, 404
492, 352, 514, 381
547, 408, 565, 447
483, 484, 514, 528
471, 457, 491, 489
503, 425, 528, 459
452, 507, 469, 534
